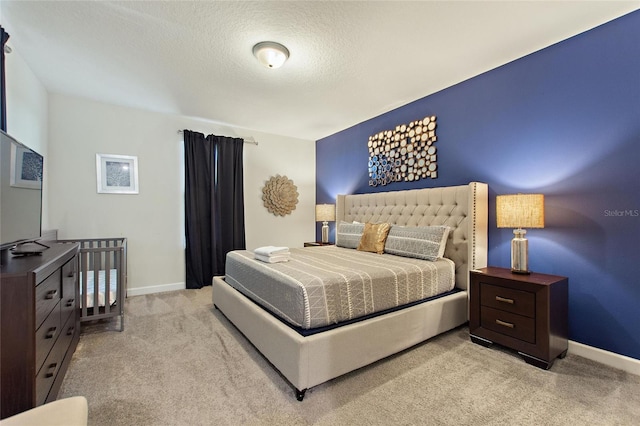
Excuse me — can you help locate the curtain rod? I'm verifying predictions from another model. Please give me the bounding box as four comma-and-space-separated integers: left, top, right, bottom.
176, 129, 258, 145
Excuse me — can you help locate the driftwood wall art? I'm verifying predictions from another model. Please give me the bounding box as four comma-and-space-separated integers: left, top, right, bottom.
367, 116, 437, 187
262, 174, 299, 216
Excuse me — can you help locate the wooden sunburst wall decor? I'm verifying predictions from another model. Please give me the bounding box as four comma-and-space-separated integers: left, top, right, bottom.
262, 174, 299, 216
367, 116, 437, 187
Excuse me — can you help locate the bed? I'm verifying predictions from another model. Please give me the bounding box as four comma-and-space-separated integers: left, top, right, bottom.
212, 182, 487, 400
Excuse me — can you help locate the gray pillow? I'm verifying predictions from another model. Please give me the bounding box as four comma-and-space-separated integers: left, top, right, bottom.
384, 225, 450, 261
336, 221, 365, 249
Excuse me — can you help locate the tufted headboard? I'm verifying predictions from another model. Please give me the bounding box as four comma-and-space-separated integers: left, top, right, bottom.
336, 182, 488, 290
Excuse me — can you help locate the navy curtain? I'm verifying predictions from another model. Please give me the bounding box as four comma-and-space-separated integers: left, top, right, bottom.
184, 130, 246, 289
1, 26, 9, 132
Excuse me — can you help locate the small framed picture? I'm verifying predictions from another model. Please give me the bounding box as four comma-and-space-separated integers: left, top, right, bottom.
10, 143, 43, 189
96, 154, 139, 194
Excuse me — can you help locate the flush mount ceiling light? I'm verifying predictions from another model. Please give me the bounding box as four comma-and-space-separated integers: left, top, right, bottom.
252, 41, 289, 69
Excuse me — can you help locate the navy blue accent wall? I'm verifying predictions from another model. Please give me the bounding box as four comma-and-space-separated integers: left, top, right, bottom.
316, 11, 640, 360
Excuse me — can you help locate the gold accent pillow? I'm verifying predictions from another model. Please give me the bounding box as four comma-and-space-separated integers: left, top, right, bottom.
357, 222, 391, 254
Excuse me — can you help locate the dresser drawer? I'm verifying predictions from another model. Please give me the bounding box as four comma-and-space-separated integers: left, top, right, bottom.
480, 283, 535, 318
60, 314, 77, 351
480, 306, 535, 344
35, 272, 61, 330
60, 259, 77, 325
35, 302, 61, 374
35, 351, 62, 406
35, 315, 74, 406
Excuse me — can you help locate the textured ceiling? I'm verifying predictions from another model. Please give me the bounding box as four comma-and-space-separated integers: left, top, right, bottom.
2, 1, 638, 141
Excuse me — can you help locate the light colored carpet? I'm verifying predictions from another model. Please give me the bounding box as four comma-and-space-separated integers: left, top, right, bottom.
59, 287, 640, 425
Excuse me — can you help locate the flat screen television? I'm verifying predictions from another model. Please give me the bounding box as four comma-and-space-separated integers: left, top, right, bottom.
0, 130, 44, 252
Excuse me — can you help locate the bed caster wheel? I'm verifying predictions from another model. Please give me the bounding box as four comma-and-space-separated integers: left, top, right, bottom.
295, 388, 306, 401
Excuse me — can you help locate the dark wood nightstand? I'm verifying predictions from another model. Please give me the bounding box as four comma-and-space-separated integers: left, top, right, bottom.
469, 266, 568, 369
303, 242, 334, 247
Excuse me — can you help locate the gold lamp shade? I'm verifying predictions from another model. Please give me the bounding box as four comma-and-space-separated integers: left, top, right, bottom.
496, 193, 544, 274
496, 194, 544, 229
315, 204, 335, 243
315, 204, 336, 222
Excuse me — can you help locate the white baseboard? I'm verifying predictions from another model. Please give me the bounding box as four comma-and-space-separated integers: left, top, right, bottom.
569, 340, 640, 376
127, 282, 186, 297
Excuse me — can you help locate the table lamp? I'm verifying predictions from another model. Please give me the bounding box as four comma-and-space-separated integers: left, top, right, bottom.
496, 193, 544, 274
315, 204, 336, 243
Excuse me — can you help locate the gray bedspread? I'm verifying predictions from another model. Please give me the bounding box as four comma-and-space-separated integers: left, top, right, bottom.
224, 246, 455, 329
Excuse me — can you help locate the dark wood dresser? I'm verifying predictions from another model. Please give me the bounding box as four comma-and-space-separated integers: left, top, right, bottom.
0, 243, 80, 419
469, 266, 568, 369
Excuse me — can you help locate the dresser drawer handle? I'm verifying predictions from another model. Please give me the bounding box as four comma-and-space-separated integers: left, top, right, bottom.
45, 289, 58, 299
45, 362, 58, 378
66, 326, 75, 336
66, 298, 75, 307
45, 326, 57, 339
495, 319, 514, 329
495, 296, 514, 304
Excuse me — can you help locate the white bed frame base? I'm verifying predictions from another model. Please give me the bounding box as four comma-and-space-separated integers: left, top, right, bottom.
212, 182, 488, 400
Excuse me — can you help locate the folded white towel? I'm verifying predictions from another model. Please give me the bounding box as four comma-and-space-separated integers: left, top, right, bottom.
254, 246, 290, 256
254, 253, 290, 263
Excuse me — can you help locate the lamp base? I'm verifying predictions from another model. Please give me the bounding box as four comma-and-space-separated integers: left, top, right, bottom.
321, 222, 329, 243
510, 229, 529, 274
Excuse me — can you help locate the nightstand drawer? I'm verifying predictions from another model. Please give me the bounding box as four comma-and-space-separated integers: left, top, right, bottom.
481, 306, 535, 344
480, 283, 535, 318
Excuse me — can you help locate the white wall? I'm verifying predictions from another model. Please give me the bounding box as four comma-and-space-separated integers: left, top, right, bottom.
5, 48, 50, 228
47, 94, 315, 294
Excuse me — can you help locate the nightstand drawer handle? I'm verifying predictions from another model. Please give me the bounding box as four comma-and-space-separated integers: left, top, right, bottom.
495, 296, 514, 304
495, 319, 514, 328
